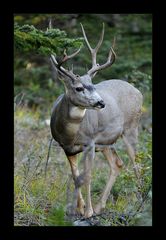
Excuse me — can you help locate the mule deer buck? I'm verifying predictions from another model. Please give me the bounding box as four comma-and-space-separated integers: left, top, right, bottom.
50, 23, 143, 218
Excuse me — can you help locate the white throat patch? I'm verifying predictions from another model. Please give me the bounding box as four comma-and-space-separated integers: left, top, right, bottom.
69, 106, 86, 119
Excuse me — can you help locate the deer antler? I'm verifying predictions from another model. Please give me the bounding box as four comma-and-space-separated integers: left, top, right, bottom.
80, 22, 104, 68
58, 48, 81, 67
80, 23, 116, 78
50, 52, 79, 81
49, 19, 81, 80
50, 46, 81, 80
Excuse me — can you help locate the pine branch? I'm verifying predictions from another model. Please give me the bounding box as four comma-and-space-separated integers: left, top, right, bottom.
14, 24, 83, 56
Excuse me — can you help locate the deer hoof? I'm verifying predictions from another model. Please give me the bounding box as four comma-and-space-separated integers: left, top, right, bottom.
84, 208, 93, 218
94, 203, 102, 214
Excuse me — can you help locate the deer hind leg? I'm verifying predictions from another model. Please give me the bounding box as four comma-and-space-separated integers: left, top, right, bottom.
94, 147, 123, 214
122, 127, 142, 184
122, 129, 143, 201
67, 155, 85, 215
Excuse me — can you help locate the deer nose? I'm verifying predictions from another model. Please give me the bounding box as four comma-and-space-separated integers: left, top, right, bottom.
94, 100, 105, 109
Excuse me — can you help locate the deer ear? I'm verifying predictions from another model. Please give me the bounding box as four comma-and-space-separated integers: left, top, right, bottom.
51, 61, 65, 81
58, 73, 76, 85
56, 69, 73, 85
57, 70, 66, 81
61, 79, 68, 93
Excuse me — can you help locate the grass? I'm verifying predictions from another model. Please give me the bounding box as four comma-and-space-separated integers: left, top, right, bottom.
14, 105, 152, 226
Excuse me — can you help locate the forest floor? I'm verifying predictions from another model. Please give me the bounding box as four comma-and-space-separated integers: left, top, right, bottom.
14, 105, 152, 226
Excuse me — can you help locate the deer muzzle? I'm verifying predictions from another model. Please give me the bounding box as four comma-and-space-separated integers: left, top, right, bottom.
93, 100, 105, 109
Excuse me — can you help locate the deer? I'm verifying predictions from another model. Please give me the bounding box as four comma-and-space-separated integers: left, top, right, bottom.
49, 23, 143, 219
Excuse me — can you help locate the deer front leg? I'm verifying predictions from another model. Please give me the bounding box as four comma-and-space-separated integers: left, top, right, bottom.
81, 143, 95, 218
84, 160, 93, 218
94, 147, 123, 214
67, 155, 85, 215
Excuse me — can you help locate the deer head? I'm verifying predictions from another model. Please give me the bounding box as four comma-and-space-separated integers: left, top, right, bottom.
50, 23, 116, 110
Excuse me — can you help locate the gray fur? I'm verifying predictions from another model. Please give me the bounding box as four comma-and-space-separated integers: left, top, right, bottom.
50, 77, 143, 218
49, 24, 143, 218
50, 79, 143, 155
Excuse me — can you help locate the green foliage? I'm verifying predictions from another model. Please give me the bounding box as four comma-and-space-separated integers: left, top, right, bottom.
14, 24, 83, 55
14, 14, 152, 109
45, 205, 72, 226
14, 104, 152, 226
14, 65, 64, 109
125, 69, 152, 92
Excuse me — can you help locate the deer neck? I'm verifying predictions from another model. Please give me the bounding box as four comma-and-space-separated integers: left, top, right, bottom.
54, 95, 86, 146
65, 95, 86, 131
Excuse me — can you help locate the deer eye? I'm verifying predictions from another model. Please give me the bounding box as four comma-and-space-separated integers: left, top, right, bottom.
75, 87, 84, 92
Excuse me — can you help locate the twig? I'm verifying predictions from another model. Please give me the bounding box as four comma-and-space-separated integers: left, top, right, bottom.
22, 156, 43, 188
14, 92, 25, 111
127, 180, 152, 224
45, 137, 53, 178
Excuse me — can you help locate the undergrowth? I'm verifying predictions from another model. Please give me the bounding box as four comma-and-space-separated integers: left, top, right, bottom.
14, 105, 152, 226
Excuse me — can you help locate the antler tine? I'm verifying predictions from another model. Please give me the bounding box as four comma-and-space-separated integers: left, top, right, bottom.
108, 47, 116, 63
50, 54, 77, 80
107, 37, 116, 62
58, 47, 81, 67
94, 22, 105, 53
80, 23, 93, 53
80, 23, 104, 68
80, 22, 116, 78
50, 54, 58, 66
47, 18, 52, 32
80, 23, 96, 67
49, 18, 52, 29
88, 40, 116, 76
49, 20, 81, 81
